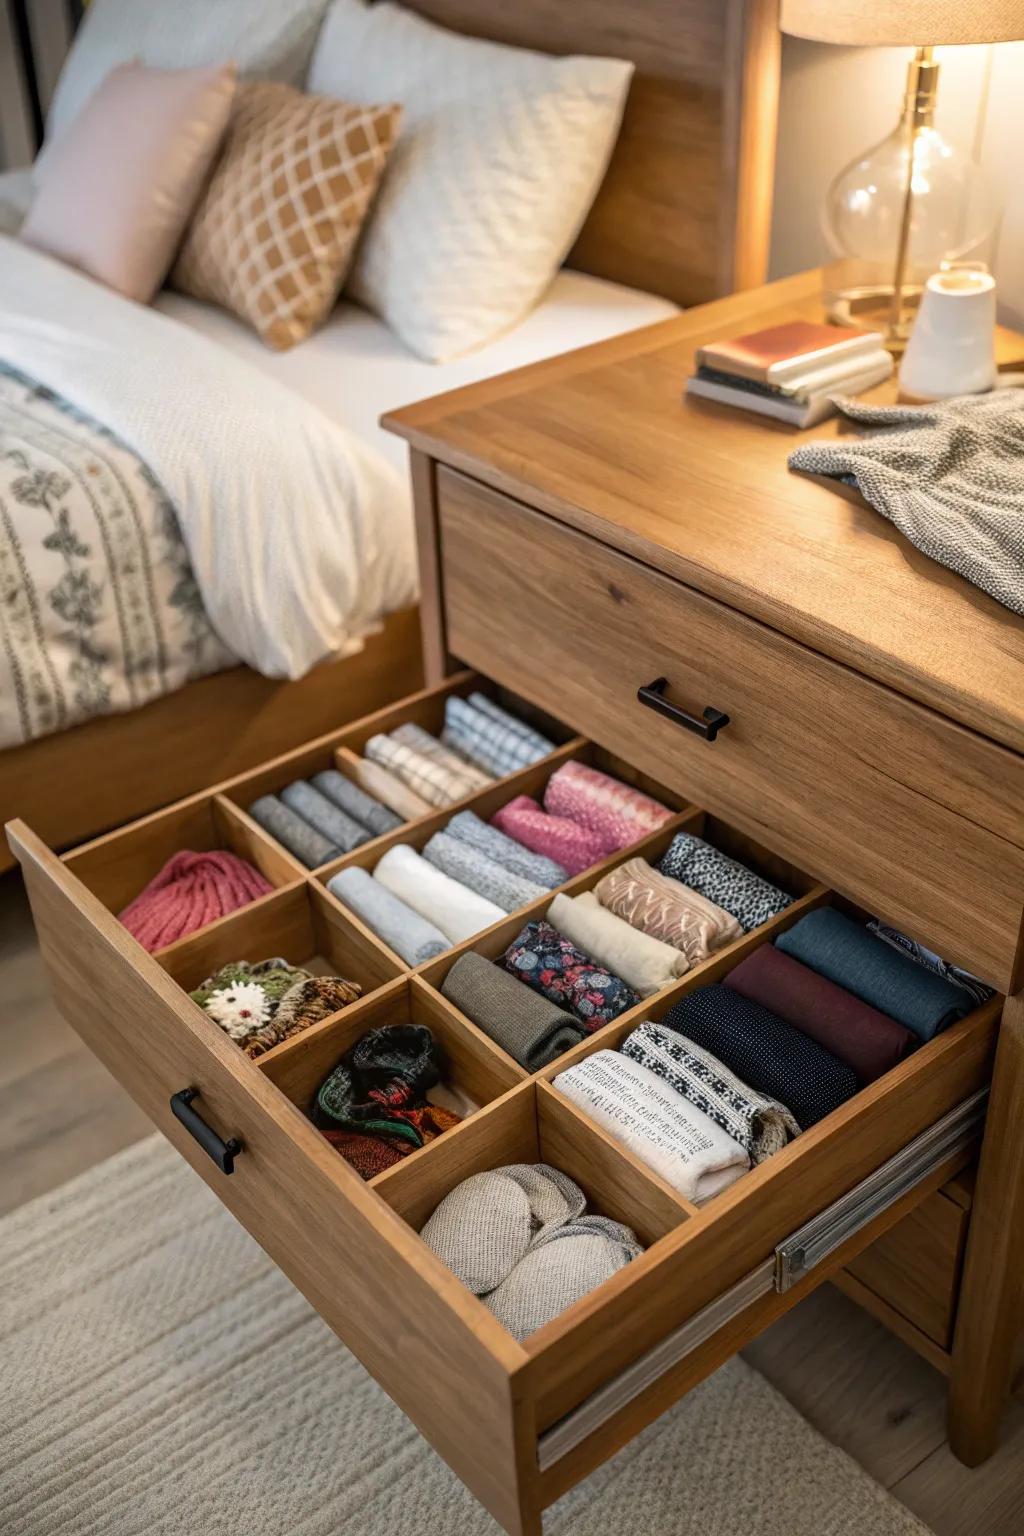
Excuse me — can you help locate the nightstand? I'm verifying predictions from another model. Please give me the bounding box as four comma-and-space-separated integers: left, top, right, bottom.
386, 266, 1024, 1470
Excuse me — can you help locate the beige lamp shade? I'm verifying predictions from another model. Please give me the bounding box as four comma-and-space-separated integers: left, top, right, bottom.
780, 1, 1024, 46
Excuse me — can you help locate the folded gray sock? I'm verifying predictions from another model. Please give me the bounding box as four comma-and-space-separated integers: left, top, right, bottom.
281, 780, 371, 855
248, 793, 339, 868
442, 952, 584, 1070
327, 866, 449, 966
446, 809, 567, 889
311, 769, 403, 838
484, 1222, 640, 1341
419, 1164, 586, 1294
423, 830, 546, 913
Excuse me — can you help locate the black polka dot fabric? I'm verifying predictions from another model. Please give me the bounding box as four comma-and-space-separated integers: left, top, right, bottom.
663, 984, 859, 1130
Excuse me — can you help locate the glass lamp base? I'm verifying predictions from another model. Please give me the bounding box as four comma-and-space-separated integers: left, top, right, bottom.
823, 279, 923, 354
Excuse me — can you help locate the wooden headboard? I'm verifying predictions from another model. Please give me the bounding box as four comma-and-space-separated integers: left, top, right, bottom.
392, 0, 782, 307
21, 0, 781, 308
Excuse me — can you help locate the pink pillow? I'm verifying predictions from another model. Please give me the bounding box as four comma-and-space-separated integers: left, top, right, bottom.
21, 61, 236, 304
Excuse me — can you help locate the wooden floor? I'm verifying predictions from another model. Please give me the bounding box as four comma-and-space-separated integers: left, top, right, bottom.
2, 866, 1022, 1534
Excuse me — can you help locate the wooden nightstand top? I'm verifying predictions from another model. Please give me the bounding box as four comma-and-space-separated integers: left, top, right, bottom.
386, 269, 1024, 756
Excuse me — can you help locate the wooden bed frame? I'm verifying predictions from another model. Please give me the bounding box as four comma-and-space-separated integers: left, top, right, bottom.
2, 0, 781, 870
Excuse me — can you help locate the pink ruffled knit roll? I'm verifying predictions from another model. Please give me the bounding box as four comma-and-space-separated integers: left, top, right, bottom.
118, 850, 273, 952
491, 796, 609, 878
544, 760, 674, 851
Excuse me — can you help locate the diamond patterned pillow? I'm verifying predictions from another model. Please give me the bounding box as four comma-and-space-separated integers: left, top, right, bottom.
172, 81, 401, 350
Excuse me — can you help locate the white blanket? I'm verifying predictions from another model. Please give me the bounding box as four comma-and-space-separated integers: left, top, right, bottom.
0, 238, 416, 680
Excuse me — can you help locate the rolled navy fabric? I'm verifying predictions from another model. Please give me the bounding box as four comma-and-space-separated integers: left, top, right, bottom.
446, 809, 568, 889
503, 918, 639, 1029
247, 793, 340, 868
659, 832, 793, 933
725, 941, 915, 1083
423, 830, 547, 913
311, 769, 403, 838
281, 779, 371, 855
441, 951, 584, 1070
621, 1020, 800, 1162
663, 983, 859, 1130
327, 866, 449, 966
775, 908, 972, 1042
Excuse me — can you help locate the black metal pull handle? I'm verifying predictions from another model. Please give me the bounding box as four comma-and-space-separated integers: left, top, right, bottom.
637, 677, 730, 742
170, 1088, 243, 1175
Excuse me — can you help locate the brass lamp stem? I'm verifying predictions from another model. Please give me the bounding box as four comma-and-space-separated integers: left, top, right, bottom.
889, 46, 940, 342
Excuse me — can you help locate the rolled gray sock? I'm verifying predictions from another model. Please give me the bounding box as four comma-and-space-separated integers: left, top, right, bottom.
281, 780, 371, 855
446, 809, 567, 889
442, 952, 583, 1070
423, 830, 546, 913
327, 866, 449, 966
312, 769, 403, 838
248, 793, 340, 868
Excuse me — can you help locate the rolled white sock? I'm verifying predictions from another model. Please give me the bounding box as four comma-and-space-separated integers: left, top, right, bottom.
374, 843, 505, 944
548, 891, 688, 998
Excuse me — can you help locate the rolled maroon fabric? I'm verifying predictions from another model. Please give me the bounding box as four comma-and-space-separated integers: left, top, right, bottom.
724, 942, 915, 1085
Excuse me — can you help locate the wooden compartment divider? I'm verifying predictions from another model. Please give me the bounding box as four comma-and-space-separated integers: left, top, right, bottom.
11, 656, 1009, 1536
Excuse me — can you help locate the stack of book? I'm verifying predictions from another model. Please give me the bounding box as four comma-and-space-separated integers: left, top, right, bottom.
685, 320, 893, 427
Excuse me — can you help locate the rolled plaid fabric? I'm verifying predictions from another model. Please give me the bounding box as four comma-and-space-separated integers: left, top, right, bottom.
443, 693, 555, 777
364, 732, 481, 809
392, 721, 493, 791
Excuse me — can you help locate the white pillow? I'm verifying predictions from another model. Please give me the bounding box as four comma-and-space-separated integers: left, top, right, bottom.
308, 0, 633, 362
46, 0, 331, 147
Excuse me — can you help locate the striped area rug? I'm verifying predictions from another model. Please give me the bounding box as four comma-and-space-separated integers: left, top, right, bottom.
0, 1135, 932, 1535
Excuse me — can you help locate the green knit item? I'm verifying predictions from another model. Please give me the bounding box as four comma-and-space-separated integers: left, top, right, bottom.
189, 958, 312, 1013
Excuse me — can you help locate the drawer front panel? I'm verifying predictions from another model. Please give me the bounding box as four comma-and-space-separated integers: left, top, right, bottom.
436, 467, 1024, 990
7, 822, 534, 1536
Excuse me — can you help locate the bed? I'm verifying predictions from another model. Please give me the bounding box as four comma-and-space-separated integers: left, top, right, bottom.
0, 0, 782, 871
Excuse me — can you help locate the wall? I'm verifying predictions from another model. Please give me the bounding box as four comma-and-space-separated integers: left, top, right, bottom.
769, 37, 1024, 328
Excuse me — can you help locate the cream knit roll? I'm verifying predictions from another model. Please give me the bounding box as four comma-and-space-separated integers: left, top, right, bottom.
349, 757, 432, 822
547, 890, 688, 998
374, 843, 505, 944
594, 857, 742, 965
553, 1050, 750, 1204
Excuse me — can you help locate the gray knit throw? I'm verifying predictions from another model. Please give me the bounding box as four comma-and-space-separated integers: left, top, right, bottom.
789, 391, 1024, 616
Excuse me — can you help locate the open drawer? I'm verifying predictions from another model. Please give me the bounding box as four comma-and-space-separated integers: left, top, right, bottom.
6, 671, 1002, 1536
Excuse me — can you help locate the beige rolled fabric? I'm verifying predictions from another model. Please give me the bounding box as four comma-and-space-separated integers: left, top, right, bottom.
594, 857, 742, 966
547, 890, 688, 998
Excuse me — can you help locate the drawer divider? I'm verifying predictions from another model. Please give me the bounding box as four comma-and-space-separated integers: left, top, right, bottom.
536, 1089, 988, 1471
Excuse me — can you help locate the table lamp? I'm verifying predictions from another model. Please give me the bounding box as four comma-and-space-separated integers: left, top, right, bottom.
780, 1, 1024, 347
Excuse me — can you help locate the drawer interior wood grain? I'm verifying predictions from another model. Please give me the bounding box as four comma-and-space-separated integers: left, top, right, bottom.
435, 466, 1024, 992
7, 668, 1004, 1536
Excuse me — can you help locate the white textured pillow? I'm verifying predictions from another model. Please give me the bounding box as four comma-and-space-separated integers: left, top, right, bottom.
308, 0, 633, 362
46, 0, 331, 146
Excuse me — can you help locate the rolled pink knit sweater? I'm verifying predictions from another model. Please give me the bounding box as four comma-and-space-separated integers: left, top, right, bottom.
119, 850, 273, 952
544, 760, 673, 851
491, 796, 609, 878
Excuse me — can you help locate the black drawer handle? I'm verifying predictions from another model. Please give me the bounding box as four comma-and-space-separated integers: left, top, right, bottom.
170, 1088, 243, 1175
637, 677, 730, 742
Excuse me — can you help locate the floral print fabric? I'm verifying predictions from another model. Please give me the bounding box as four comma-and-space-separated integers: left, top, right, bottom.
0, 363, 233, 748
503, 919, 639, 1030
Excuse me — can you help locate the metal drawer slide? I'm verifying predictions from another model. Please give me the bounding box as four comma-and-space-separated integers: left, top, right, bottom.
538, 1090, 986, 1471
